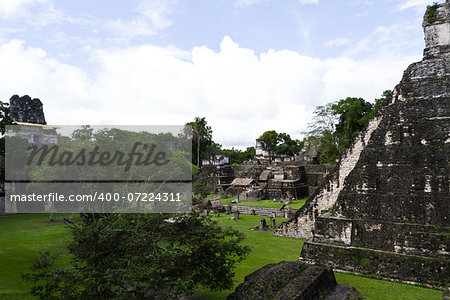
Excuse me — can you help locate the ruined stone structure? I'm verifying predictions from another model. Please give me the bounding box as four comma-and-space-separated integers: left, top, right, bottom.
5, 123, 58, 145
201, 154, 229, 166
9, 95, 47, 125
196, 155, 312, 201
228, 261, 361, 299
254, 139, 296, 164
230, 204, 296, 219
276, 2, 450, 287
194, 164, 235, 195
255, 139, 274, 159
297, 140, 321, 164
265, 165, 308, 200
1, 95, 49, 213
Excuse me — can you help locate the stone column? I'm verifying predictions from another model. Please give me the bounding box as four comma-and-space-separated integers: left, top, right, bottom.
260, 218, 267, 231
270, 217, 276, 229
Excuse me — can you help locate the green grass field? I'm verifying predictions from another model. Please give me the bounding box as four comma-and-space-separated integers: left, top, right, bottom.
0, 213, 444, 299
207, 194, 307, 209
0, 213, 78, 299
195, 215, 306, 299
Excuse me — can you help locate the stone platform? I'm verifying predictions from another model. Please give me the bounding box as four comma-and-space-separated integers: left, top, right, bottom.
227, 261, 361, 300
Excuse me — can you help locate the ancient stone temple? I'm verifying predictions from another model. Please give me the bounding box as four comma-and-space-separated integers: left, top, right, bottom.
9, 95, 47, 125
276, 2, 449, 287
1, 95, 51, 213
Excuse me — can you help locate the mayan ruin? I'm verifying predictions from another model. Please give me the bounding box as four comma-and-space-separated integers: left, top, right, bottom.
277, 0, 450, 287
0, 1, 449, 299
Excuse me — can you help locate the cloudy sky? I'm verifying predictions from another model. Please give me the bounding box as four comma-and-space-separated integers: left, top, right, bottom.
0, 0, 441, 148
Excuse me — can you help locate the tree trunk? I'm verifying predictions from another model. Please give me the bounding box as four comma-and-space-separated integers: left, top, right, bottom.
197, 138, 201, 166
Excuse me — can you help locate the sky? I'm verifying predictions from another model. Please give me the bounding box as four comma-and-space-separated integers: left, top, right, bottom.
0, 0, 442, 149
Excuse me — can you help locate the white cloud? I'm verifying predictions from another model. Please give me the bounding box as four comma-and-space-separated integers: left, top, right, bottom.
344, 22, 421, 57
397, 0, 435, 11
136, 0, 174, 30
0, 36, 419, 148
104, 18, 159, 37
321, 54, 418, 103
0, 0, 64, 26
0, 40, 93, 119
103, 0, 175, 37
324, 38, 349, 48
0, 0, 44, 18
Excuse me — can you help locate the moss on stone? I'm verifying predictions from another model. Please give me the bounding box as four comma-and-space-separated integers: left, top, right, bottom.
427, 3, 439, 23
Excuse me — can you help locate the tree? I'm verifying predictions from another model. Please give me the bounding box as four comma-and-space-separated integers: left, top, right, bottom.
373, 90, 392, 114
258, 130, 302, 156
71, 125, 93, 141
221, 147, 241, 164
304, 92, 389, 164
185, 117, 213, 166
332, 97, 373, 152
240, 146, 256, 162
304, 103, 339, 163
0, 100, 13, 155
23, 213, 251, 299
276, 133, 303, 155
257, 130, 279, 150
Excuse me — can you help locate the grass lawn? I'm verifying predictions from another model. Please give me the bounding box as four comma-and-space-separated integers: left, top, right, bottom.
334, 272, 443, 300
0, 213, 78, 299
195, 215, 306, 299
207, 194, 307, 210
195, 214, 443, 300
0, 213, 444, 300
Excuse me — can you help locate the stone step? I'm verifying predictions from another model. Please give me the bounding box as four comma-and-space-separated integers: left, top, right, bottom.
300, 241, 450, 288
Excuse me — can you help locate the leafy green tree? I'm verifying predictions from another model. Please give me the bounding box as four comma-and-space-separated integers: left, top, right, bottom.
304, 103, 339, 163
305, 92, 390, 164
71, 125, 93, 141
373, 90, 392, 114
332, 97, 374, 152
214, 146, 255, 165
22, 127, 192, 214
276, 133, 303, 155
240, 146, 256, 162
258, 130, 302, 156
221, 147, 241, 164
206, 141, 222, 156
0, 100, 13, 155
305, 103, 337, 139
23, 213, 250, 299
185, 117, 213, 166
257, 130, 279, 150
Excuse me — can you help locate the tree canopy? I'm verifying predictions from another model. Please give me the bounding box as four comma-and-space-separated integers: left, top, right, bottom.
305, 91, 391, 164
185, 117, 213, 167
24, 213, 251, 299
332, 97, 374, 153
257, 130, 302, 156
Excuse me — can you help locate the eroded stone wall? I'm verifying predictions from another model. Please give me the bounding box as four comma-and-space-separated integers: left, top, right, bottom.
9, 95, 46, 125
230, 205, 296, 218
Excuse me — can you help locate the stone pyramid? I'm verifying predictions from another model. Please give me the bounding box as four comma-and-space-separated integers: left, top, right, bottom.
276, 1, 449, 287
